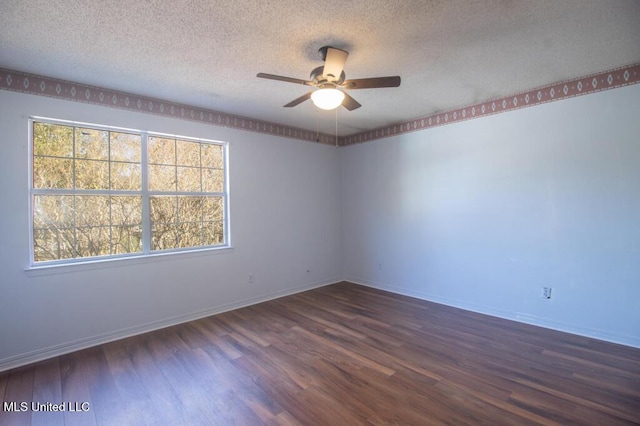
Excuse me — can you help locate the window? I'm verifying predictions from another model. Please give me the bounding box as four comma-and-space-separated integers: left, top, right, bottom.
30, 118, 228, 265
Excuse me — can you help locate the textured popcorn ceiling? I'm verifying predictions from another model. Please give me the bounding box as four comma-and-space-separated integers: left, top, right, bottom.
1, 0, 639, 136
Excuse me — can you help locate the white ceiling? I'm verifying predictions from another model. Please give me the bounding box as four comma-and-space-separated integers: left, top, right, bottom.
1, 0, 639, 137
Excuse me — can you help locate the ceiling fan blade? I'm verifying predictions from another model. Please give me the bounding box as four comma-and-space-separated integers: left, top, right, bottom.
257, 73, 314, 86
342, 76, 401, 89
323, 47, 349, 81
342, 92, 361, 111
283, 92, 313, 108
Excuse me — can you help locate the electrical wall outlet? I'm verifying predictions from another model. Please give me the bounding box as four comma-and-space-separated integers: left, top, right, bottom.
248, 273, 254, 283
542, 287, 552, 299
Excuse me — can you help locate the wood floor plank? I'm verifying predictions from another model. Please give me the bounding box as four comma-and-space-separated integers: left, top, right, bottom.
77, 347, 125, 426
31, 358, 64, 426
512, 374, 640, 424
128, 336, 189, 425
267, 411, 300, 426
1, 281, 639, 425
102, 339, 160, 425
58, 351, 98, 426
0, 366, 34, 426
0, 371, 8, 415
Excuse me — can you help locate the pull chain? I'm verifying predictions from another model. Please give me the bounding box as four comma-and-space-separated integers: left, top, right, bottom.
335, 107, 338, 147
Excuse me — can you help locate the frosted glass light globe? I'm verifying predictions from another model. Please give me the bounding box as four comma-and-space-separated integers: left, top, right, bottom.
311, 88, 345, 110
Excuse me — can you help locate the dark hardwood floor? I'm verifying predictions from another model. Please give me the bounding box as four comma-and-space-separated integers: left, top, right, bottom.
1, 281, 639, 425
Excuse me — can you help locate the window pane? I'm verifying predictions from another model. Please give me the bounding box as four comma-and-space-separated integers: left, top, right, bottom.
34, 227, 76, 261
110, 196, 142, 226
178, 222, 202, 248
177, 166, 201, 192
176, 140, 201, 167
75, 159, 109, 189
149, 164, 176, 191
76, 226, 111, 257
202, 168, 224, 192
201, 144, 223, 169
150, 196, 177, 224
148, 136, 175, 165
152, 223, 178, 250
33, 195, 74, 228
178, 196, 203, 223
33, 122, 73, 157
75, 195, 110, 226
204, 221, 224, 245
111, 225, 142, 254
203, 196, 224, 221
111, 162, 141, 190
33, 157, 73, 189
110, 132, 141, 162
75, 128, 108, 160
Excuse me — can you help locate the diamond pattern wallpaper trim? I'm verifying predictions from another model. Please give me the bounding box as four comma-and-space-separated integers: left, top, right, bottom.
342, 63, 640, 145
0, 68, 337, 146
1, 63, 639, 146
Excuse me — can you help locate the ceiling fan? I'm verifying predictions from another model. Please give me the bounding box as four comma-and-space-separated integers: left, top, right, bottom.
257, 46, 401, 111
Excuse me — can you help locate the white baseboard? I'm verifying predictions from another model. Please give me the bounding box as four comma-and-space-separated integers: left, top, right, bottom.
0, 277, 341, 373
345, 276, 640, 350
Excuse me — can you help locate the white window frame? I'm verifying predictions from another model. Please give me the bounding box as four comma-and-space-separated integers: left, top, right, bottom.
28, 116, 230, 268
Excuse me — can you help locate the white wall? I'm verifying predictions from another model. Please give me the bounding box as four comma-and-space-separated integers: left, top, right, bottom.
0, 90, 342, 370
341, 84, 640, 348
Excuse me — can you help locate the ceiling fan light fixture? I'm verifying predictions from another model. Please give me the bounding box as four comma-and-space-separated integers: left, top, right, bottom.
311, 88, 345, 110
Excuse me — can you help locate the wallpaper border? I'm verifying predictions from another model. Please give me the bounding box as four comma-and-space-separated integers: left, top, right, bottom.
341, 63, 640, 145
0, 68, 337, 145
1, 63, 638, 146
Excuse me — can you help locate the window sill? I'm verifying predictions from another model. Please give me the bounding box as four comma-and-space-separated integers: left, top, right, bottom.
25, 245, 234, 277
